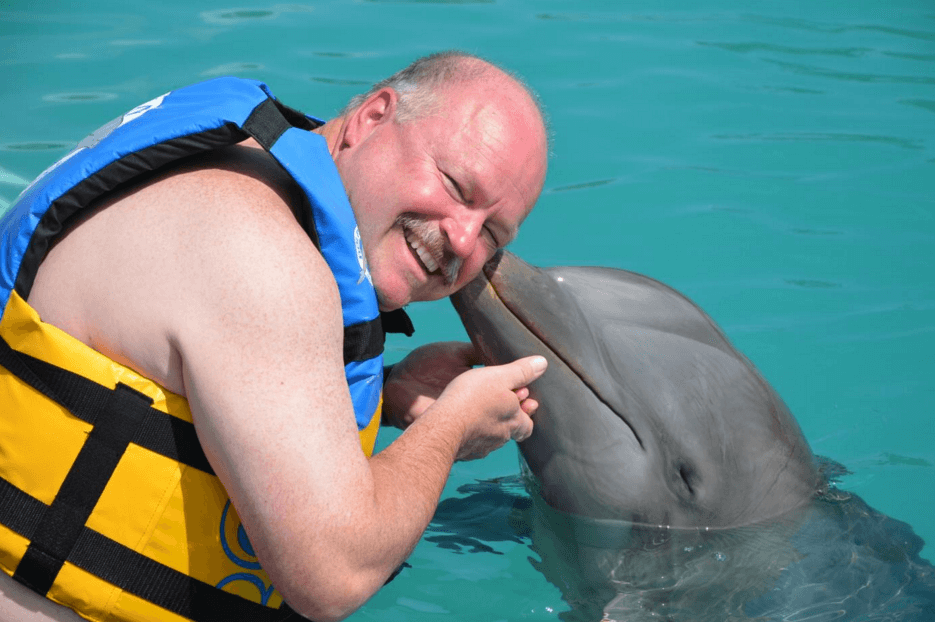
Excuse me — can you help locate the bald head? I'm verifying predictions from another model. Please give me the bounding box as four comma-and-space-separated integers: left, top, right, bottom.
342, 51, 548, 129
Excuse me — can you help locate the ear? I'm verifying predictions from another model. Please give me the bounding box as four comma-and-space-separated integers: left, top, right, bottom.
338, 88, 398, 150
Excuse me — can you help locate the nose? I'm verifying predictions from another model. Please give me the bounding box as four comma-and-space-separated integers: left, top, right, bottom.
440, 208, 485, 259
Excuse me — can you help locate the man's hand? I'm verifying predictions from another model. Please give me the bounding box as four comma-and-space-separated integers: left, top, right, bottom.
418, 355, 547, 461
382, 341, 480, 428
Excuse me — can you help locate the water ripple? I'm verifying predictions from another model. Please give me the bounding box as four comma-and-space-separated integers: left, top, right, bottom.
42, 92, 118, 104
711, 132, 923, 150
536, 13, 591, 21
698, 41, 871, 58
395, 597, 450, 614
876, 453, 934, 468
792, 228, 844, 236
202, 62, 265, 76
109, 39, 163, 47
883, 51, 935, 62
899, 99, 935, 114
200, 4, 316, 24
785, 279, 842, 289
309, 76, 371, 86
550, 178, 616, 193
0, 141, 73, 152
742, 15, 935, 42
201, 8, 279, 23
760, 85, 825, 95
849, 23, 935, 43
765, 59, 935, 87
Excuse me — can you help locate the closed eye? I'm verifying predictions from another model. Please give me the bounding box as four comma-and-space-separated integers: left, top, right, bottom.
442, 172, 466, 203
484, 225, 503, 249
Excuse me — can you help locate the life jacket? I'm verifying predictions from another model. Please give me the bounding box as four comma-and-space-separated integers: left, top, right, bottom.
0, 77, 412, 622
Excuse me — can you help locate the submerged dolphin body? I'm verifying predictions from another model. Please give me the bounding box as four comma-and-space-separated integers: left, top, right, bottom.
449, 251, 935, 621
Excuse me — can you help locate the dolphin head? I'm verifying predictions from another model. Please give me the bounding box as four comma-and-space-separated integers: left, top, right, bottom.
451, 251, 821, 529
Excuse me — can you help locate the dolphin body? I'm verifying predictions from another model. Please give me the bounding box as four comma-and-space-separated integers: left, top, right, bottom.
449, 251, 935, 621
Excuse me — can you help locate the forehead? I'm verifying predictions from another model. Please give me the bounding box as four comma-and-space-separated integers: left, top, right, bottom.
411, 81, 547, 212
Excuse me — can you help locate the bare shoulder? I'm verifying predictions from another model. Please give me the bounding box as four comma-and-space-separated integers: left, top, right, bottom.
29, 141, 342, 396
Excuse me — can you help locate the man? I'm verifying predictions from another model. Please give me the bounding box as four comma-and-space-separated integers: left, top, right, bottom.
0, 52, 548, 621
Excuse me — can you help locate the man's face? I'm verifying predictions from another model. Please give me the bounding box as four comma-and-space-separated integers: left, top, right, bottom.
333, 79, 547, 310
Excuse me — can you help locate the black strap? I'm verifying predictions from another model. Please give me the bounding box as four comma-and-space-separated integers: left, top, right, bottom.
344, 308, 415, 364
381, 308, 415, 337
343, 317, 384, 364
0, 335, 213, 474
242, 98, 292, 151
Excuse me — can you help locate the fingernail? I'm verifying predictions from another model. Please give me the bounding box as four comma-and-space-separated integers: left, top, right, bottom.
530, 356, 547, 372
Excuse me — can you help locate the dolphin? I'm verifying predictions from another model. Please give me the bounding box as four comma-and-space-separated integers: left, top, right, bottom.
448, 251, 935, 621
451, 250, 822, 529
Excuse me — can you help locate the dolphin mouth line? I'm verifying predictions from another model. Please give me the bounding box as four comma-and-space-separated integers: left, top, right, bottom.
482, 272, 646, 450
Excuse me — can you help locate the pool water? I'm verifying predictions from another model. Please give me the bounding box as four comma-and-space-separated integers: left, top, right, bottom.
2, 1, 933, 620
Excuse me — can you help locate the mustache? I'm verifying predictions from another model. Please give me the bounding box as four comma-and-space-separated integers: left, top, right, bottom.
397, 215, 463, 285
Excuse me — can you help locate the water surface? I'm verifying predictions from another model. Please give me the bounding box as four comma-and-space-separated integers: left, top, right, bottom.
2, 1, 933, 619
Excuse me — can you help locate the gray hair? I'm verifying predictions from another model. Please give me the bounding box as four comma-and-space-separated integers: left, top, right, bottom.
340, 51, 545, 125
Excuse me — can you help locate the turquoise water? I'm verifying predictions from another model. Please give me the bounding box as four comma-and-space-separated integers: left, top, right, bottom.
2, 1, 933, 619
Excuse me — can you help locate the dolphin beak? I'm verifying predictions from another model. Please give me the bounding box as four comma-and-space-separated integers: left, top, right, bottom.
483, 249, 505, 280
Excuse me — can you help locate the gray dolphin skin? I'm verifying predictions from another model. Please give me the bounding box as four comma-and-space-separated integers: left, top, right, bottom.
448, 251, 935, 621
451, 250, 822, 529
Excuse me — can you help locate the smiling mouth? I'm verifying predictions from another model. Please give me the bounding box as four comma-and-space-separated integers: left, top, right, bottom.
404, 225, 441, 275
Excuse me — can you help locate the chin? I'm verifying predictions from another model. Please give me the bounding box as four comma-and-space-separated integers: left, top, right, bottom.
373, 279, 412, 312
375, 291, 408, 312
372, 271, 457, 310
